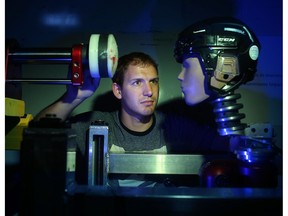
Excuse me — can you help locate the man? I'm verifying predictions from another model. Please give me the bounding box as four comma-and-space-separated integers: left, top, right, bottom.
35, 51, 229, 186
35, 51, 229, 154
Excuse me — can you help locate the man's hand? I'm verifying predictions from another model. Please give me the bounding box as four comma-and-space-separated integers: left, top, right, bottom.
65, 68, 101, 102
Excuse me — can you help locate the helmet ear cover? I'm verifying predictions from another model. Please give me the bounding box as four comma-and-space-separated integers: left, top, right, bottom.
214, 54, 239, 82
180, 47, 242, 95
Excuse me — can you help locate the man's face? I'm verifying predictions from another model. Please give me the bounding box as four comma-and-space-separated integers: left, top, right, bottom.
118, 64, 159, 119
178, 57, 209, 105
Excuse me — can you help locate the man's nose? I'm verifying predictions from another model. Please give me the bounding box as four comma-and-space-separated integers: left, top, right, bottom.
143, 83, 153, 96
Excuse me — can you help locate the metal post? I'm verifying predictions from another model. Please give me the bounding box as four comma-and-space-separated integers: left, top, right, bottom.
88, 121, 109, 186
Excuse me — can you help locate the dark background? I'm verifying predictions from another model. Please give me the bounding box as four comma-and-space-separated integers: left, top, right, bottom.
4, 1, 283, 215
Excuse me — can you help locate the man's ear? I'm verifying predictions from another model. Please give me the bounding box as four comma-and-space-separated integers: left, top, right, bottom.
112, 83, 122, 99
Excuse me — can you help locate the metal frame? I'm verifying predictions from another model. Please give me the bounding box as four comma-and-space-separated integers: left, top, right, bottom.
86, 124, 229, 186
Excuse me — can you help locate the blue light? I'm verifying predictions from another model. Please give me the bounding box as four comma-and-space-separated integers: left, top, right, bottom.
42, 13, 80, 27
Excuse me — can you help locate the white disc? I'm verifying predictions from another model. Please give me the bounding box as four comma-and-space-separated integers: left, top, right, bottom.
88, 34, 118, 78
89, 34, 100, 78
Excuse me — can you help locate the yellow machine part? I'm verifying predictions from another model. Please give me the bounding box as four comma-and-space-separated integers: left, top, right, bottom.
6, 114, 34, 150
5, 97, 25, 117
5, 97, 33, 150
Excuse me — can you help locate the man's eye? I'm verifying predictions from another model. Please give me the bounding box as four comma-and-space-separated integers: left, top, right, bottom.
151, 79, 159, 84
132, 80, 141, 86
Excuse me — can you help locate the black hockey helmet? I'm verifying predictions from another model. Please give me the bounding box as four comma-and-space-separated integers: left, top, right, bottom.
174, 17, 261, 95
